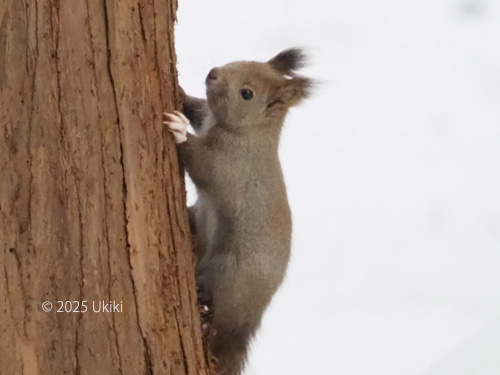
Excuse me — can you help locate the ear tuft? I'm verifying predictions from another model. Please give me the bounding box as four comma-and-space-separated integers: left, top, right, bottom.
268, 48, 307, 76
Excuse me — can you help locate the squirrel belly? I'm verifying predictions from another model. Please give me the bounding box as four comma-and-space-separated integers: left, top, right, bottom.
163, 47, 311, 375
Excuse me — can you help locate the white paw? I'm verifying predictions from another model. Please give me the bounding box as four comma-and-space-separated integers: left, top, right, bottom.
163, 110, 189, 144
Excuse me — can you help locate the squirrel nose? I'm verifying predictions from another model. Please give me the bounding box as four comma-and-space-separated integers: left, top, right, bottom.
207, 68, 219, 81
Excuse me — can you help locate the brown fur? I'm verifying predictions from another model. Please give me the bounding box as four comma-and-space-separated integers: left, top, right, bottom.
178, 49, 311, 375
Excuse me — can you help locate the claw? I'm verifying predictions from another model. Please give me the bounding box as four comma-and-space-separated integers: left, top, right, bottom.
163, 111, 189, 144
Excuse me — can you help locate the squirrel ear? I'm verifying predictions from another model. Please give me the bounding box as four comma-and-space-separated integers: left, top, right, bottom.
279, 76, 313, 107
268, 48, 307, 76
266, 77, 312, 113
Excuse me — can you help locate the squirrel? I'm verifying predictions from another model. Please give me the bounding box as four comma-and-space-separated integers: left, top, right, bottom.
163, 48, 312, 375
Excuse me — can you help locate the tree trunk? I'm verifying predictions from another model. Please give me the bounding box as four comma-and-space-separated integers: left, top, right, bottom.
0, 1, 210, 374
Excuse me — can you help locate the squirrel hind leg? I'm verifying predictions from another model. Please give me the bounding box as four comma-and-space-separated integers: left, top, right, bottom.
210, 325, 254, 375
196, 279, 213, 314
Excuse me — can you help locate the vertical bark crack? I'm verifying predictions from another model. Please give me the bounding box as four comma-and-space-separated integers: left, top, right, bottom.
0, 12, 8, 88
87, 4, 124, 370
74, 183, 85, 375
137, 4, 147, 44
26, 0, 40, 277
48, 0, 65, 147
102, 1, 152, 373
173, 307, 189, 375
3, 260, 18, 335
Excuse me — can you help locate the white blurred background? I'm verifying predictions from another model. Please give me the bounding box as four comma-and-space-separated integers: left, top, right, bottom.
174, 1, 500, 374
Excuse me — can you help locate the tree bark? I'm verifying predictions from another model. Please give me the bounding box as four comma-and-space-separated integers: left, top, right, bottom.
0, 1, 210, 374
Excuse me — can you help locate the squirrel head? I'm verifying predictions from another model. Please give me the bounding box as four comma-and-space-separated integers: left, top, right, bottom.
205, 48, 312, 132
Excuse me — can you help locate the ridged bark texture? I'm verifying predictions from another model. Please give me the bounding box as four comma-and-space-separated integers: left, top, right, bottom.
0, 1, 210, 374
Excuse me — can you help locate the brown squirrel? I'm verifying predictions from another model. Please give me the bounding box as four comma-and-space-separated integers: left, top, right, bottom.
163, 48, 312, 375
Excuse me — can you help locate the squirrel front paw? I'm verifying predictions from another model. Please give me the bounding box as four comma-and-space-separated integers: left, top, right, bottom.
163, 110, 189, 144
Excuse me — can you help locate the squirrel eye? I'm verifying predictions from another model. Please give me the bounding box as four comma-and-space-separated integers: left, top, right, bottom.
240, 88, 254, 100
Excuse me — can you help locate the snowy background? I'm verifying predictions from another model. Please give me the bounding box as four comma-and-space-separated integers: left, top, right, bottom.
174, 1, 500, 374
